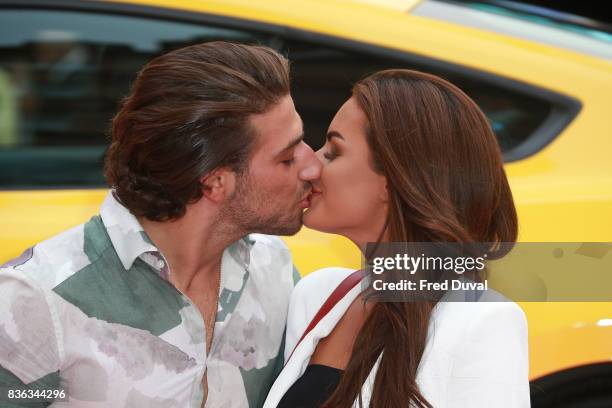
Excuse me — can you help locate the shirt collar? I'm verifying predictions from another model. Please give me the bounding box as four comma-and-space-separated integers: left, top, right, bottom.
99, 190, 254, 274
100, 191, 158, 271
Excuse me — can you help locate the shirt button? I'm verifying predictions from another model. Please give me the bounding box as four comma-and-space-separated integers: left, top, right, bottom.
157, 259, 166, 269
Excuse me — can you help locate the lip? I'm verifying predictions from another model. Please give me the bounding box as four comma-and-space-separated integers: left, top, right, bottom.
307, 187, 322, 203
299, 192, 312, 208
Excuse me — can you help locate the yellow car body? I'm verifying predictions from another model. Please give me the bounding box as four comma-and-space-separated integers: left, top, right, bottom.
1, 0, 611, 395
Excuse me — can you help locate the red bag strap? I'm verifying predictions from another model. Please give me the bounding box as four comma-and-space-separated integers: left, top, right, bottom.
285, 269, 367, 365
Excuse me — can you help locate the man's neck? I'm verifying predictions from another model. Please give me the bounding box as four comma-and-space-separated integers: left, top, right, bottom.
138, 205, 244, 293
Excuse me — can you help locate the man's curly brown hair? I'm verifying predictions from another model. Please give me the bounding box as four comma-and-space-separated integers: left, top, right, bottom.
104, 41, 290, 221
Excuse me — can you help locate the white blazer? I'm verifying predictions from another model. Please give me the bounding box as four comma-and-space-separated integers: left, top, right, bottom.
264, 267, 530, 407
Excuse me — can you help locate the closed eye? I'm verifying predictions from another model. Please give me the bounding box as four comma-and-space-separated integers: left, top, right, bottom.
282, 157, 296, 166
323, 150, 338, 161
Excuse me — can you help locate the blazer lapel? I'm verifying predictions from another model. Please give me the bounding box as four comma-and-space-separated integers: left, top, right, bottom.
263, 280, 365, 408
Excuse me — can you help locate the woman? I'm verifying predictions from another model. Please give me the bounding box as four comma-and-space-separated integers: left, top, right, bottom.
264, 69, 529, 407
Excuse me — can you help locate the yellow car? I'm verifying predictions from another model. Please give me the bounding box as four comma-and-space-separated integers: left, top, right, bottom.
0, 0, 611, 404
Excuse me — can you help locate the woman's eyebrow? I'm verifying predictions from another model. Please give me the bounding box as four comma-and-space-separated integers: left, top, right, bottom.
326, 131, 345, 141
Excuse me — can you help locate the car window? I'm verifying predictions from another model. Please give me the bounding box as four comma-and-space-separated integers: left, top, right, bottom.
282, 39, 554, 154
0, 7, 571, 189
0, 9, 265, 189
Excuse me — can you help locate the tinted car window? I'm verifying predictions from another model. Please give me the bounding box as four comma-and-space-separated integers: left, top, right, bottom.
282, 40, 551, 152
0, 9, 264, 188
0, 8, 554, 189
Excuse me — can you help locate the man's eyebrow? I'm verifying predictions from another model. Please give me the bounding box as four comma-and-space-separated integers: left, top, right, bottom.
326, 130, 345, 141
274, 133, 305, 159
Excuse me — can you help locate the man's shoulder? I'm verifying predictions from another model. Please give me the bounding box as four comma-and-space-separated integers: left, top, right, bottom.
246, 234, 293, 275
244, 234, 302, 288
1, 217, 103, 290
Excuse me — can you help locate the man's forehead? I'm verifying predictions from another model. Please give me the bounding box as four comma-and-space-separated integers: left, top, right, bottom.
250, 94, 294, 128
248, 96, 303, 153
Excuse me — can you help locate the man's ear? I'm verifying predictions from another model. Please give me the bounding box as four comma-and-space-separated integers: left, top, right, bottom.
201, 167, 236, 204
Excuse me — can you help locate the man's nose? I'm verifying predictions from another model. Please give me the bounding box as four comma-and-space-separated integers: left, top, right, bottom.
314, 147, 325, 162
299, 143, 322, 181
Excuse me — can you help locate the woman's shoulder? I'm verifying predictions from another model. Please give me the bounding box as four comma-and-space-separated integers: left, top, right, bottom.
291, 267, 355, 310
430, 298, 528, 355
473, 300, 528, 333
284, 267, 357, 360
435, 290, 527, 326
294, 267, 355, 295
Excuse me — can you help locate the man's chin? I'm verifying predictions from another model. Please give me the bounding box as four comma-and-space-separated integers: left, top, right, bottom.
275, 224, 303, 236
253, 216, 303, 237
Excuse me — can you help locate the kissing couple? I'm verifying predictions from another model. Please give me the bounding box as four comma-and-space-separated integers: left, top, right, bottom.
0, 41, 529, 408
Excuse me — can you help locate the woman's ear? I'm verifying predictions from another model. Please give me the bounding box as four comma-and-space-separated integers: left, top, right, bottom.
201, 167, 236, 204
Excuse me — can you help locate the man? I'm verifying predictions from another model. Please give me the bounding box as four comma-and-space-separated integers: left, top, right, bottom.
0, 42, 321, 407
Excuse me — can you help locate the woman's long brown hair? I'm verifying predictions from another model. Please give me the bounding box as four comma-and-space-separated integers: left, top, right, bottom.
322, 70, 518, 408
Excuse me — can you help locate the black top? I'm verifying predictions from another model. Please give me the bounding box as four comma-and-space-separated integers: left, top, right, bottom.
277, 364, 343, 408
